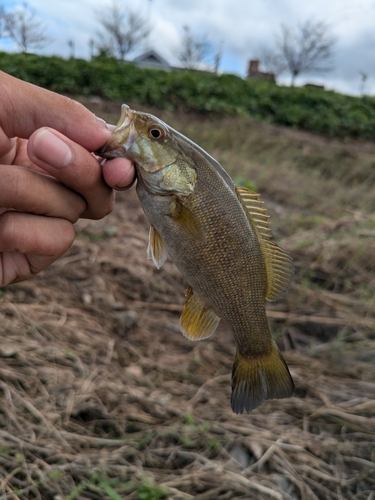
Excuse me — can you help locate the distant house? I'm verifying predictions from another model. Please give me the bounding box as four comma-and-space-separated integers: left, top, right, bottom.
247, 59, 275, 83
130, 49, 214, 74
131, 50, 172, 71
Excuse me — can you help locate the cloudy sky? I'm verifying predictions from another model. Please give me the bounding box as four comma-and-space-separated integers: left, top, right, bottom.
1, 0, 374, 96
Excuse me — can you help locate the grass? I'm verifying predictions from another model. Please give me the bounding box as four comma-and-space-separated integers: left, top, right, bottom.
167, 113, 375, 217
0, 101, 374, 499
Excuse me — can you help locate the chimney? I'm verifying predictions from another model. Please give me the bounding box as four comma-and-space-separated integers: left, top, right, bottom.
248, 59, 259, 78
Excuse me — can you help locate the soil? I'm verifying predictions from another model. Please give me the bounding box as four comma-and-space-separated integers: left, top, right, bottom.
0, 104, 374, 500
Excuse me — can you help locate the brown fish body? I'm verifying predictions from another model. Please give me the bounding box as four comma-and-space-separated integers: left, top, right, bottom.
136, 154, 270, 357
98, 105, 294, 413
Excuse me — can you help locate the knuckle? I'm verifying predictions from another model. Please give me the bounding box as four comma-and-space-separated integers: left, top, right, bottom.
90, 197, 115, 220
57, 220, 76, 252
87, 190, 115, 220
103, 194, 116, 217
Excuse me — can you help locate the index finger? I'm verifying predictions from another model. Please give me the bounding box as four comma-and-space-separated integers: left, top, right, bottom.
0, 71, 110, 151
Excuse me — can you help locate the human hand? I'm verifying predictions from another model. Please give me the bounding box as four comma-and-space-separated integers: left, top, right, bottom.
0, 71, 135, 286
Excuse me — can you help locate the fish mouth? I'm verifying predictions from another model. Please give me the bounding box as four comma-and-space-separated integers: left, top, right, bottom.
95, 104, 137, 159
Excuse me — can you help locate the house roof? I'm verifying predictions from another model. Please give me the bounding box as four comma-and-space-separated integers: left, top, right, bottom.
132, 50, 170, 68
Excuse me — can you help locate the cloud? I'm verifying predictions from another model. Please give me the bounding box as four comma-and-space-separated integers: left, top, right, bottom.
1, 0, 374, 95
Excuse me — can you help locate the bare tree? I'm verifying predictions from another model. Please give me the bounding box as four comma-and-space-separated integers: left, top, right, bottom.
0, 3, 51, 53
276, 20, 336, 86
94, 0, 149, 60
358, 72, 367, 96
257, 46, 286, 78
88, 38, 95, 60
213, 40, 224, 74
177, 25, 211, 70
67, 39, 75, 59
0, 5, 6, 38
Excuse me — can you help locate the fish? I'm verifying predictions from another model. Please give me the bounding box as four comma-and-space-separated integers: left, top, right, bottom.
96, 104, 295, 413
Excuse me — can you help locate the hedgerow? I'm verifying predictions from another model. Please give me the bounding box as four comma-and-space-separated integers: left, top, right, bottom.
1, 51, 374, 140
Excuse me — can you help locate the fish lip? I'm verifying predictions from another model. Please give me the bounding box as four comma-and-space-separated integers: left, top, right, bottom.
95, 140, 112, 157
115, 104, 133, 132
95, 104, 137, 159
95, 137, 123, 159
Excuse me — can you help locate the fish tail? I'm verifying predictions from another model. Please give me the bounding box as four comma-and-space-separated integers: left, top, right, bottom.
231, 341, 294, 414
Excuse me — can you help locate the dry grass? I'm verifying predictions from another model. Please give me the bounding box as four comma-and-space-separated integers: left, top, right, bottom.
0, 101, 374, 499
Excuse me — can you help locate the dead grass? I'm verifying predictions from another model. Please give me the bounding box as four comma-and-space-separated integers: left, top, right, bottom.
0, 101, 374, 499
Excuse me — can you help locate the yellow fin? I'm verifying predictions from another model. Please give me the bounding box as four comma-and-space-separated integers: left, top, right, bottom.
231, 341, 294, 414
263, 240, 294, 301
180, 287, 220, 340
235, 186, 294, 301
147, 226, 168, 269
169, 199, 205, 241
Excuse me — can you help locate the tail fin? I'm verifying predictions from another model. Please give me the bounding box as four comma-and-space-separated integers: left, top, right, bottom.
231, 341, 294, 414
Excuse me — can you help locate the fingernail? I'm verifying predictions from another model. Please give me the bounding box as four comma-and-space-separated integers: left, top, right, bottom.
96, 116, 108, 128
33, 129, 72, 168
116, 175, 136, 190
95, 116, 117, 134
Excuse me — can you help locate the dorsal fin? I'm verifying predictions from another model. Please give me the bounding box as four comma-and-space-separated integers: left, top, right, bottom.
235, 186, 294, 301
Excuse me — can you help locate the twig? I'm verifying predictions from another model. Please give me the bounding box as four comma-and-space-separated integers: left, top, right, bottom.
59, 431, 130, 447
246, 439, 283, 472
8, 390, 72, 450
225, 471, 284, 500
132, 300, 182, 312
0, 430, 53, 456
0, 468, 23, 498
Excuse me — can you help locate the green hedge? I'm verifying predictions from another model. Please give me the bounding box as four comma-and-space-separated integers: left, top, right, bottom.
1, 51, 375, 140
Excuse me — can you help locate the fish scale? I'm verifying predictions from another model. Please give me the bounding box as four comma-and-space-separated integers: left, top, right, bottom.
96, 104, 295, 414
179, 166, 269, 355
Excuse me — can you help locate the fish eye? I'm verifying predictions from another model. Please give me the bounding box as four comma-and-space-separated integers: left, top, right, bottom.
148, 126, 166, 140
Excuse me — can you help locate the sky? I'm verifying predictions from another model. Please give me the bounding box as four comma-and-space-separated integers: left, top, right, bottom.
1, 0, 375, 96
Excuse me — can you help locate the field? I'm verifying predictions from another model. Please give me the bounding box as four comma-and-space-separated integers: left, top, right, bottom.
0, 100, 374, 499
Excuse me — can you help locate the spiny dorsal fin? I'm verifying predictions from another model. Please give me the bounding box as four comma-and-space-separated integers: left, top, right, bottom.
147, 226, 168, 269
235, 186, 294, 301
180, 287, 221, 340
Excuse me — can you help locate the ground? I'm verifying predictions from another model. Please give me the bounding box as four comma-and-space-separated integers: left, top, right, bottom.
0, 101, 374, 499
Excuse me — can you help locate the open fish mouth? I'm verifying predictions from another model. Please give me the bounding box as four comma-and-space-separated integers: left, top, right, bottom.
95, 104, 138, 159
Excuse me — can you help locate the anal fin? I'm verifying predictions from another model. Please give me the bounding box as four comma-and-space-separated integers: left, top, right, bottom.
180, 287, 220, 341
147, 226, 168, 269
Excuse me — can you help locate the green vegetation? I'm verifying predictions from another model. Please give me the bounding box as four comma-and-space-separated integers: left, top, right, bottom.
65, 474, 168, 500
1, 51, 375, 140
137, 480, 168, 500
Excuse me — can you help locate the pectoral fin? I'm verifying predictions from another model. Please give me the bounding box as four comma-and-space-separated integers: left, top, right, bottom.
235, 186, 294, 301
169, 199, 205, 241
180, 287, 220, 340
147, 226, 168, 269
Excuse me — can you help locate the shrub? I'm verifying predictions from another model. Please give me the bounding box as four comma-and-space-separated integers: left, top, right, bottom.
1, 51, 374, 140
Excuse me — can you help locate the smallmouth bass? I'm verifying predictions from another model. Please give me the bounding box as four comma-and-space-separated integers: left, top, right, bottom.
97, 105, 295, 413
